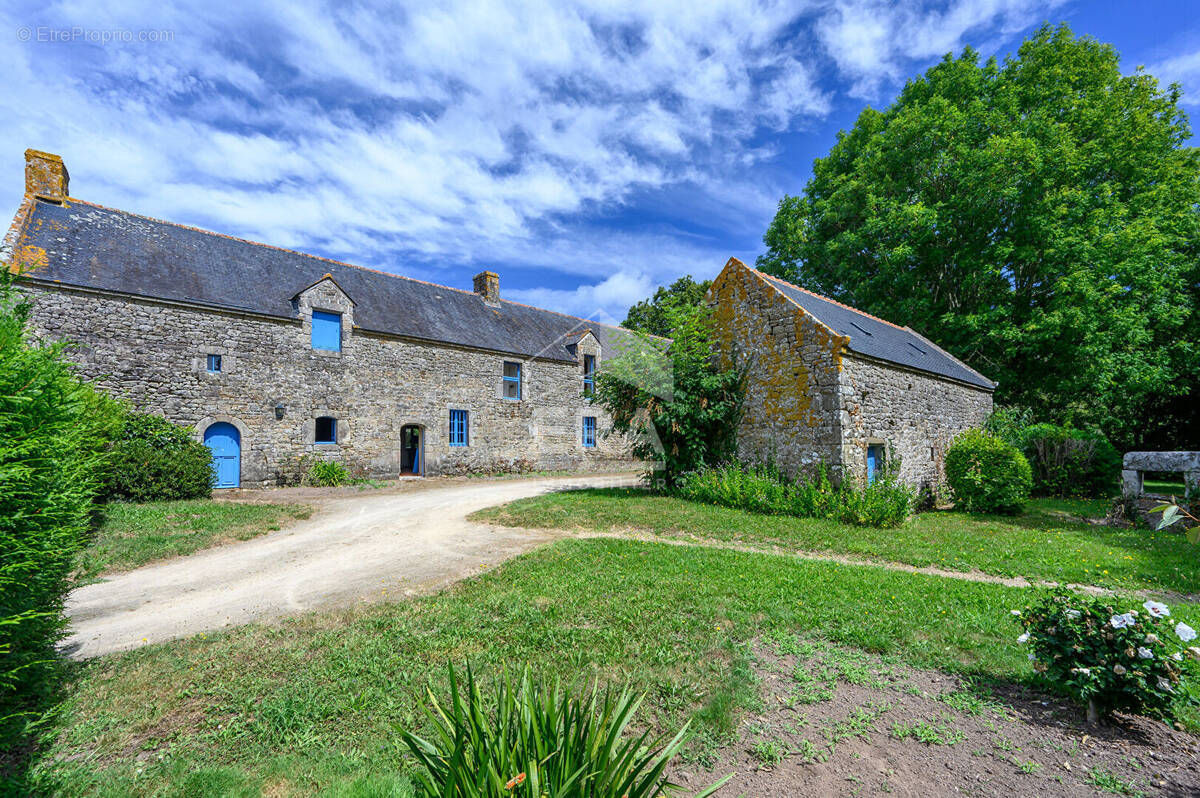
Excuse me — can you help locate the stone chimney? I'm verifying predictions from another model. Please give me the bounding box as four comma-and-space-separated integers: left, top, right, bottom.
473, 271, 499, 304
25, 149, 69, 203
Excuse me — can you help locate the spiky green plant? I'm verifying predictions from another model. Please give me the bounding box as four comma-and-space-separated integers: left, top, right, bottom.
397, 667, 729, 797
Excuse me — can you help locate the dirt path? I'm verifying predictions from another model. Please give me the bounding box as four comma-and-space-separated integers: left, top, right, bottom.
63, 473, 640, 659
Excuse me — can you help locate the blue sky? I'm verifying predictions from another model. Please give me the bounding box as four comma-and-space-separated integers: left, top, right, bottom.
3, 1, 1198, 325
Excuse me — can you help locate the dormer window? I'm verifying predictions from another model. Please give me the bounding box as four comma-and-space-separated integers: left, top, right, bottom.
311, 310, 342, 351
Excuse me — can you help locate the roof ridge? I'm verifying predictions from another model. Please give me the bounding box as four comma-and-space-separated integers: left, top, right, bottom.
751, 265, 906, 332
62, 197, 635, 337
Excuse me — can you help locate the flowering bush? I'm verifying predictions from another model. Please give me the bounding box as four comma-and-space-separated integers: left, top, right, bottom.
1014, 590, 1200, 722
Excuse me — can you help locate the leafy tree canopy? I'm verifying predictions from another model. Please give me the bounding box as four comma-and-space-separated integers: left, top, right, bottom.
758, 24, 1200, 450
621, 275, 712, 338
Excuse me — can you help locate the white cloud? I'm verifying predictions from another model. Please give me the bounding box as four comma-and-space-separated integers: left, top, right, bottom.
0, 0, 1066, 321
1150, 49, 1200, 107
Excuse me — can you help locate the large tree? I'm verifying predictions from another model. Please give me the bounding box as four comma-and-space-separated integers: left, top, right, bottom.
758, 25, 1200, 450
621, 275, 712, 337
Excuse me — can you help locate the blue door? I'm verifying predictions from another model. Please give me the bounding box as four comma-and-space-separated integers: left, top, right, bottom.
204, 422, 241, 488
866, 444, 883, 484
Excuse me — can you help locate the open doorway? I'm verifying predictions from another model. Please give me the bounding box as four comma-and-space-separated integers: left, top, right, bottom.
401, 424, 423, 475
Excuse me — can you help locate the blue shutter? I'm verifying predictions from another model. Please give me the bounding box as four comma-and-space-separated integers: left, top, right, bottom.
449, 410, 468, 446
583, 416, 596, 447
311, 310, 342, 351
867, 444, 883, 484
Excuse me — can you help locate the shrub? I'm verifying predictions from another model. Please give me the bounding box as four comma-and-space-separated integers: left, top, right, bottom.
945, 430, 1032, 514
596, 303, 745, 487
0, 276, 114, 774
99, 411, 214, 502
983, 405, 1034, 448
1014, 590, 1200, 722
1020, 423, 1121, 498
397, 667, 729, 797
302, 458, 350, 487
674, 460, 915, 528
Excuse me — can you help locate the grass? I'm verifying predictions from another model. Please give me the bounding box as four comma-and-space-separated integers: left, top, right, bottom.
37, 535, 1179, 796
78, 500, 313, 576
473, 488, 1200, 593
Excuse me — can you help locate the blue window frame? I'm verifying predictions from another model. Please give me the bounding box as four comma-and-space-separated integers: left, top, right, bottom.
582, 416, 596, 447
206, 354, 222, 373
502, 361, 521, 400
311, 310, 342, 351
583, 354, 595, 397
449, 409, 469, 446
315, 416, 337, 444
867, 444, 884, 484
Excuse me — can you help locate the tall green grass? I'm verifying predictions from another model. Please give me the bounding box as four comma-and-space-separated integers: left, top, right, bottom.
674, 462, 914, 528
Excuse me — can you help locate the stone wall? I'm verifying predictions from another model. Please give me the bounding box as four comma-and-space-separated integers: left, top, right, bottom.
709, 258, 847, 477
21, 283, 633, 486
839, 354, 993, 492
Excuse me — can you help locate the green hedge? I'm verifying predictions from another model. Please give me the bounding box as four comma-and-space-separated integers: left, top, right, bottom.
1020, 423, 1121, 498
99, 412, 214, 503
0, 278, 114, 776
945, 430, 1032, 515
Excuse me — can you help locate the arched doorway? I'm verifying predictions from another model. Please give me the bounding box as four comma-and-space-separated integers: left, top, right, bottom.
204, 422, 241, 488
400, 424, 422, 476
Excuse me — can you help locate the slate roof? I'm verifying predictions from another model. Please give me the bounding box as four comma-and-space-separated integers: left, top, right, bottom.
9, 198, 639, 363
758, 271, 994, 390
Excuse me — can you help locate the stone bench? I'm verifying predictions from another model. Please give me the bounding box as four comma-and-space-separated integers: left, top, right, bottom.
1121, 451, 1200, 498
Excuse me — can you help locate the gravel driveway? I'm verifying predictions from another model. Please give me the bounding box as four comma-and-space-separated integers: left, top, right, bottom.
64, 473, 639, 659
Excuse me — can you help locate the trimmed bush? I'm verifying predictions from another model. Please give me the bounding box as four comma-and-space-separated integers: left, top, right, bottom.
1015, 590, 1200, 722
1020, 423, 1121, 498
99, 411, 214, 502
674, 460, 915, 528
398, 667, 729, 797
0, 277, 114, 773
945, 430, 1032, 514
302, 458, 350, 487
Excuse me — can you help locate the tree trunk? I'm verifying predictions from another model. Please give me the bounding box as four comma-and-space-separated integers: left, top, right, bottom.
1086, 698, 1099, 725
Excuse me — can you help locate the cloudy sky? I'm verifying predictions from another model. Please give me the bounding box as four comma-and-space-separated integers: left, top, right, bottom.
2, 1, 1198, 325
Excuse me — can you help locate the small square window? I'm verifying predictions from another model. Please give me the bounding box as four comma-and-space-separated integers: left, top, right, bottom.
583, 354, 595, 397
206, 354, 222, 373
315, 416, 337, 444
449, 409, 469, 446
582, 416, 596, 447
502, 361, 522, 400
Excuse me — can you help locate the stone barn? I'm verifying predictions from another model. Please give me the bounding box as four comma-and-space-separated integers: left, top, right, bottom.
709, 257, 994, 492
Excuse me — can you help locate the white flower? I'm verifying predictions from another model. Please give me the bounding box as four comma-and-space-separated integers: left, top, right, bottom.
1113, 664, 1127, 675
1143, 600, 1170, 618
1065, 609, 1081, 619
1172, 652, 1183, 662
1138, 647, 1154, 659
1071, 667, 1092, 675
1017, 633, 1030, 644
1158, 676, 1175, 693
1110, 613, 1136, 629
1145, 634, 1160, 644
1176, 622, 1198, 642
1188, 646, 1200, 661
1011, 609, 1022, 616
1028, 653, 1037, 661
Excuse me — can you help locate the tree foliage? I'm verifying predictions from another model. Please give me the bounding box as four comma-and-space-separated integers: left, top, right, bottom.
621, 275, 712, 338
758, 25, 1200, 450
596, 303, 744, 486
0, 276, 114, 772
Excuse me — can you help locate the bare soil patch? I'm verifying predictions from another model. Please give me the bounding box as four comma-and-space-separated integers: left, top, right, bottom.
672, 638, 1200, 797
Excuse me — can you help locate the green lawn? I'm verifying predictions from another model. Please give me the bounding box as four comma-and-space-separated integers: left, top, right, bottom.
473, 489, 1200, 594
39, 536, 1168, 796
79, 500, 313, 576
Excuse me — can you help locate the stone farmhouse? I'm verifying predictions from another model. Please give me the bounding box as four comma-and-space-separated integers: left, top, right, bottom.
4, 149, 992, 491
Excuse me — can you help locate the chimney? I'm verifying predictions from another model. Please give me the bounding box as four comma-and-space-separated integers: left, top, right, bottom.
25, 149, 69, 203
473, 270, 499, 304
